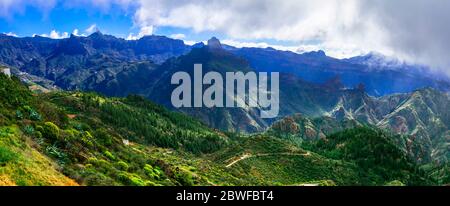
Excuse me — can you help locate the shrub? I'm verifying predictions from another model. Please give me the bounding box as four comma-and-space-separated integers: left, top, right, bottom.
35, 131, 43, 140
29, 110, 42, 121
23, 125, 35, 135
45, 145, 67, 160
129, 176, 146, 186
103, 151, 115, 160
94, 129, 113, 146
63, 129, 80, 142
0, 145, 18, 165
81, 131, 95, 147
173, 168, 195, 186
144, 181, 158, 186
117, 172, 145, 186
41, 122, 60, 141
144, 164, 162, 179
385, 180, 405, 186
23, 106, 42, 121
115, 161, 129, 171
15, 110, 23, 119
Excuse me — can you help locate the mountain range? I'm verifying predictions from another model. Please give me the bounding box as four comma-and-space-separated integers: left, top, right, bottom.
0, 32, 449, 166
0, 74, 438, 186
1, 30, 450, 186
1, 32, 449, 96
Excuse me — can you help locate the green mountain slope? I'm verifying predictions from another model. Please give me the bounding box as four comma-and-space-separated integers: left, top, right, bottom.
0, 74, 438, 186
1, 74, 230, 185
303, 127, 430, 185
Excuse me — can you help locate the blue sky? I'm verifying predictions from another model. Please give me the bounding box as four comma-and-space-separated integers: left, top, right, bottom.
0, 5, 296, 50
1, 3, 149, 39
0, 2, 211, 42
0, 0, 356, 57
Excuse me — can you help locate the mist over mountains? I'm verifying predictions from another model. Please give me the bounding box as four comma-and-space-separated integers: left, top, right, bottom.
0, 33, 449, 132
1, 31, 450, 186
2, 32, 449, 93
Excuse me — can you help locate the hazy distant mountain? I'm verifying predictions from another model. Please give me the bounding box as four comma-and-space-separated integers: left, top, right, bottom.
231, 47, 450, 96
2, 33, 449, 97
1, 34, 449, 136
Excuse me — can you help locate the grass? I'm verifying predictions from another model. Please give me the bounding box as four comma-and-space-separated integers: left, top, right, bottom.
0, 126, 78, 186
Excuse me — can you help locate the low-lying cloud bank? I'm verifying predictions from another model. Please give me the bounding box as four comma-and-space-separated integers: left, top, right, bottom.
133, 0, 450, 73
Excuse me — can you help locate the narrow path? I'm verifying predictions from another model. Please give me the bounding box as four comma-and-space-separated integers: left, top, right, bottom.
225, 151, 311, 168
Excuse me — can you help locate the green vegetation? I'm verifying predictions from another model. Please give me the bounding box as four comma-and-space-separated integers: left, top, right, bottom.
0, 145, 18, 165
0, 74, 443, 186
302, 127, 431, 185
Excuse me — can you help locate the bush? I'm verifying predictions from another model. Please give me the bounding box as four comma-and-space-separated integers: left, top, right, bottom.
94, 129, 113, 146
144, 164, 162, 179
173, 167, 195, 186
0, 145, 18, 165
15, 110, 23, 119
385, 180, 405, 186
23, 106, 42, 121
40, 122, 60, 141
115, 161, 129, 171
103, 151, 115, 160
129, 176, 146, 186
80, 131, 95, 147
23, 125, 35, 135
45, 145, 67, 161
29, 110, 42, 121
117, 172, 146, 186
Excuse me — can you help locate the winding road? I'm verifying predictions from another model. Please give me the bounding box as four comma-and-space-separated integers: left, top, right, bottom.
225, 151, 311, 168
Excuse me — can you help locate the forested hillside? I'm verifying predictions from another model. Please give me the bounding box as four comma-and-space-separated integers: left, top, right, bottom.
0, 74, 443, 186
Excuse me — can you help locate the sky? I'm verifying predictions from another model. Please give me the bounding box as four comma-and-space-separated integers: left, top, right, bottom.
0, 0, 449, 74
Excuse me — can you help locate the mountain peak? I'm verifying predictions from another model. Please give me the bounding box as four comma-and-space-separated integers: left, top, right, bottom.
303, 50, 326, 57
207, 37, 222, 49
191, 42, 205, 48
69, 33, 79, 39
346, 51, 404, 68
88, 30, 103, 38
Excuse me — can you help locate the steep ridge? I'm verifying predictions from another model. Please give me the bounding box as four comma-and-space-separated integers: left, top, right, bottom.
269, 88, 450, 164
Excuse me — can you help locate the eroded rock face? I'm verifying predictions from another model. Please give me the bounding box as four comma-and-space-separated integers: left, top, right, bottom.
207, 37, 222, 49
392, 116, 409, 134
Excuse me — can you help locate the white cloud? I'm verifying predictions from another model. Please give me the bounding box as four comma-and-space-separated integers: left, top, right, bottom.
85, 24, 98, 34
72, 29, 79, 36
221, 39, 296, 51
133, 0, 364, 40
220, 39, 365, 59
64, 0, 135, 11
71, 28, 88, 37
40, 30, 69, 39
169, 33, 186, 40
126, 25, 153, 40
130, 0, 389, 58
359, 0, 450, 71
182, 40, 199, 46
3, 32, 18, 37
130, 0, 450, 74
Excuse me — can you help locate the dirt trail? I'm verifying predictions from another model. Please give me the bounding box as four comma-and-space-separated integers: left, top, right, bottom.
225, 151, 311, 168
